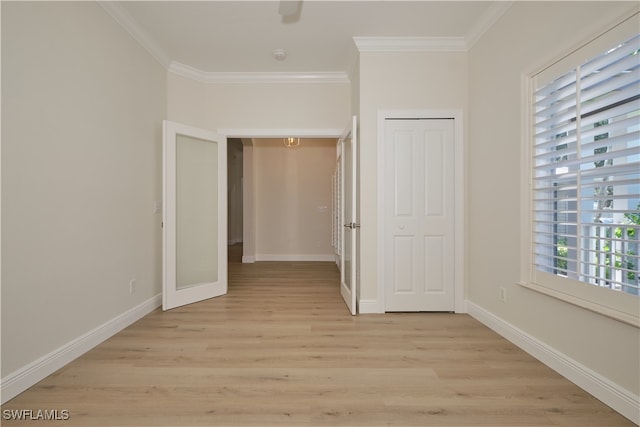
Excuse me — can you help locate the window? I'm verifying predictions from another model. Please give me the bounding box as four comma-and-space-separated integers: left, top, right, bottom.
532, 33, 639, 298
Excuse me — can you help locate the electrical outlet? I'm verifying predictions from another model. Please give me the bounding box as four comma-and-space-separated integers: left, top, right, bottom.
129, 279, 137, 294
499, 287, 507, 303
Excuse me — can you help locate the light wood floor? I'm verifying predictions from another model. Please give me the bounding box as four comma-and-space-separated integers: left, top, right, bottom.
2, 245, 634, 426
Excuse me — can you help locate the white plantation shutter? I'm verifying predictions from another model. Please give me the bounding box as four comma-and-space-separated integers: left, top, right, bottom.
533, 33, 640, 295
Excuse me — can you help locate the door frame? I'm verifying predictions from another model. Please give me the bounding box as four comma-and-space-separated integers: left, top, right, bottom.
217, 127, 344, 264
376, 110, 465, 313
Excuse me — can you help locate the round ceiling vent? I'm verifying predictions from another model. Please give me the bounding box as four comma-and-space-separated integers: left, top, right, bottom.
273, 48, 287, 61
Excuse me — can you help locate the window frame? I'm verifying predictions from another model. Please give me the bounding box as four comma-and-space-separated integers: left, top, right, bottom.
519, 13, 640, 328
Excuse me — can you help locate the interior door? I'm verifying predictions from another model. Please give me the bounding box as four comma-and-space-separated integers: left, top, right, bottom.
163, 120, 228, 310
340, 116, 358, 315
384, 119, 455, 312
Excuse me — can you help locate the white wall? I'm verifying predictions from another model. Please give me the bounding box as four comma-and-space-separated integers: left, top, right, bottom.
1, 0, 166, 381
467, 0, 639, 399
167, 74, 350, 131
357, 51, 468, 302
254, 139, 337, 260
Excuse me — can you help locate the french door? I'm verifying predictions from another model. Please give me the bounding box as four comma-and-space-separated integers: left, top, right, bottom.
340, 116, 358, 315
163, 120, 228, 310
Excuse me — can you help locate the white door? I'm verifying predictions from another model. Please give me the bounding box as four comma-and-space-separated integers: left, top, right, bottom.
163, 120, 228, 310
384, 119, 455, 311
340, 116, 358, 315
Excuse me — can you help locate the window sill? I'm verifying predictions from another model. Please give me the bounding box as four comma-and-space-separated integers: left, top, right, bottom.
517, 281, 640, 328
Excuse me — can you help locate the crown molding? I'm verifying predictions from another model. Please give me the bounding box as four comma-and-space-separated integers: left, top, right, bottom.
97, 1, 171, 69
353, 3, 514, 54
353, 36, 467, 53
465, 1, 514, 50
99, 0, 512, 80
168, 62, 350, 84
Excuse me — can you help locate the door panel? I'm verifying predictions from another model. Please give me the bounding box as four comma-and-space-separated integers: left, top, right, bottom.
424, 130, 445, 216
385, 119, 454, 312
176, 134, 219, 289
163, 120, 227, 310
424, 236, 444, 292
340, 116, 358, 315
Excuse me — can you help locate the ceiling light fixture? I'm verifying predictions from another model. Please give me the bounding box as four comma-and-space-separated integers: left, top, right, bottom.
283, 137, 300, 148
273, 48, 287, 61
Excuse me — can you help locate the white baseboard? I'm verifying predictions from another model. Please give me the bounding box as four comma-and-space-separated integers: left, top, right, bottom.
254, 254, 335, 262
358, 299, 384, 313
358, 299, 467, 314
242, 255, 255, 263
467, 301, 640, 425
1, 294, 162, 404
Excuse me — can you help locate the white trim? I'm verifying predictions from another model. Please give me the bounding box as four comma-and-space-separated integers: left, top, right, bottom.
97, 1, 171, 69
218, 128, 343, 139
1, 294, 162, 404
358, 299, 384, 314
353, 36, 466, 53
520, 73, 534, 293
169, 61, 350, 84
254, 254, 335, 262
377, 110, 465, 314
242, 256, 256, 264
465, 2, 513, 50
467, 301, 640, 425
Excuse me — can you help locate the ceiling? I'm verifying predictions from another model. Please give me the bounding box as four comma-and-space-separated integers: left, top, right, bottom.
107, 1, 506, 76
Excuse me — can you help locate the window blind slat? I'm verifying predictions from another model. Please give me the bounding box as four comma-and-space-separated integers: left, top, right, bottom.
535, 105, 578, 129
534, 121, 577, 140
580, 119, 639, 145
581, 55, 640, 93
532, 147, 638, 173
535, 70, 577, 98
581, 34, 640, 76
580, 86, 640, 119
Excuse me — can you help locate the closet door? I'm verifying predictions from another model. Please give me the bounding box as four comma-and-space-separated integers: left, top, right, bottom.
384, 119, 455, 312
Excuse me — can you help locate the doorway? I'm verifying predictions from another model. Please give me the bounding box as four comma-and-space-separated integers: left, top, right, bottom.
225, 132, 344, 265
227, 139, 244, 248
164, 124, 355, 312
225, 129, 357, 315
